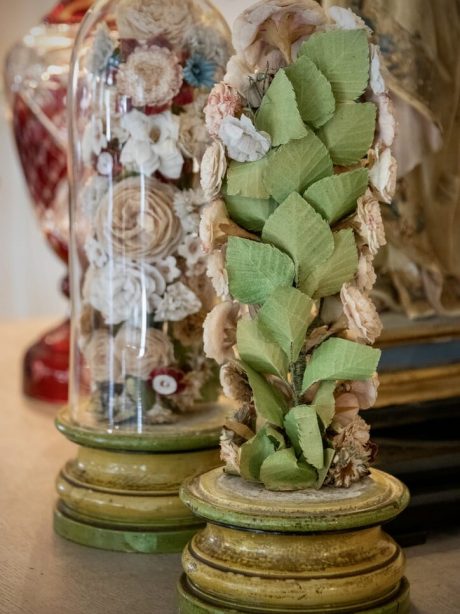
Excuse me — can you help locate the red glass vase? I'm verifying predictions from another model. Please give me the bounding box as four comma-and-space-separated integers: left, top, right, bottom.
4, 0, 92, 403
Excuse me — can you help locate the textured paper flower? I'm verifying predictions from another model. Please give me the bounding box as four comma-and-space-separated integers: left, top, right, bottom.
203, 301, 239, 364
233, 0, 325, 67
340, 283, 382, 343
183, 53, 217, 89
116, 0, 193, 46
199, 199, 230, 253
84, 237, 108, 268
220, 362, 252, 402
354, 189, 387, 256
173, 188, 208, 233
152, 281, 201, 322
204, 83, 243, 138
115, 324, 174, 379
95, 176, 183, 261
356, 249, 376, 292
369, 148, 397, 204
220, 429, 241, 475
178, 234, 207, 276
116, 46, 183, 108
218, 115, 271, 162
155, 256, 181, 283
206, 249, 229, 299
327, 6, 370, 32
83, 329, 122, 383
83, 260, 165, 325
146, 403, 177, 424
81, 176, 110, 217
178, 101, 210, 165
200, 140, 227, 200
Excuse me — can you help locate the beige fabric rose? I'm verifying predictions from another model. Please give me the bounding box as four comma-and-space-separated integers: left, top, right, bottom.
200, 141, 227, 200
83, 329, 123, 383
116, 0, 193, 46
115, 324, 174, 379
340, 283, 382, 343
116, 46, 183, 108
354, 189, 387, 256
203, 301, 239, 364
95, 176, 182, 261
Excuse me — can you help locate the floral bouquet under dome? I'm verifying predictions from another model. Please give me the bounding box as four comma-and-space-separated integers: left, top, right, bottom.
200, 0, 397, 489
72, 0, 231, 427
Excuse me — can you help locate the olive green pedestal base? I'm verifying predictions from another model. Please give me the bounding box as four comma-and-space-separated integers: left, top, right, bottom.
179, 468, 411, 613
54, 405, 229, 553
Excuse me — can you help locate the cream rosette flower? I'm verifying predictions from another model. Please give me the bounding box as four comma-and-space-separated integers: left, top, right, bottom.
115, 324, 174, 379
95, 176, 182, 262
354, 189, 387, 256
116, 46, 183, 108
218, 115, 271, 163
200, 140, 227, 200
82, 329, 123, 383
152, 281, 202, 322
206, 249, 229, 299
340, 283, 382, 344
83, 260, 166, 325
203, 301, 239, 364
116, 0, 193, 46
204, 83, 243, 138
233, 0, 326, 68
356, 249, 376, 293
369, 148, 397, 204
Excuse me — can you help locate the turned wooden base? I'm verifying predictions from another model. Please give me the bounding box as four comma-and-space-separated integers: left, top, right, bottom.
54, 406, 229, 553
178, 468, 410, 613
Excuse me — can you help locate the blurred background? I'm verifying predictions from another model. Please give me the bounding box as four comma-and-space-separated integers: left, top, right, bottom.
0, 0, 251, 319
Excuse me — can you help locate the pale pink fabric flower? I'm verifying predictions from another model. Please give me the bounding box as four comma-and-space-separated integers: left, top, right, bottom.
117, 46, 183, 107
218, 115, 271, 163
354, 189, 387, 256
204, 83, 243, 138
203, 301, 239, 364
340, 283, 382, 343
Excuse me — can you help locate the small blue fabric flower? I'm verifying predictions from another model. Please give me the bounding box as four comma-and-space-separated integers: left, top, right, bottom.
183, 53, 217, 89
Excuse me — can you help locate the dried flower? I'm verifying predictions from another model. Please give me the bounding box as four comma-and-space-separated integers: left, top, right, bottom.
155, 256, 181, 283
206, 249, 229, 298
203, 301, 239, 364
152, 281, 201, 322
220, 429, 241, 475
83, 260, 165, 325
220, 362, 252, 402
334, 375, 380, 427
91, 387, 137, 424
87, 24, 114, 74
115, 324, 174, 379
146, 402, 178, 424
116, 0, 193, 46
199, 199, 229, 253
84, 237, 108, 268
183, 53, 217, 89
200, 141, 227, 200
116, 46, 183, 108
95, 176, 182, 261
178, 234, 207, 276
369, 148, 397, 204
356, 248, 376, 292
340, 283, 382, 343
328, 6, 370, 32
172, 309, 207, 347
354, 189, 386, 256
204, 83, 243, 138
233, 0, 325, 67
83, 329, 122, 383
173, 188, 208, 233
120, 110, 184, 179
178, 101, 210, 166
326, 416, 376, 488
369, 45, 386, 96
219, 115, 271, 162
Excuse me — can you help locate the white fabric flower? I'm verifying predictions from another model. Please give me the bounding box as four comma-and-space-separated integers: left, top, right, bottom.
81, 176, 109, 217
83, 260, 166, 325
155, 256, 181, 283
218, 115, 271, 162
82, 118, 107, 164
120, 109, 184, 179
374, 94, 396, 149
152, 374, 178, 395
369, 148, 397, 204
369, 44, 386, 96
328, 6, 370, 32
153, 282, 201, 322
96, 152, 114, 175
84, 237, 108, 268
173, 188, 208, 233
207, 250, 229, 299
200, 140, 227, 200
178, 234, 207, 276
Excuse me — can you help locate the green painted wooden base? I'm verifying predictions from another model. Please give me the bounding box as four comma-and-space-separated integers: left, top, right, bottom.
54, 505, 200, 554
177, 575, 411, 614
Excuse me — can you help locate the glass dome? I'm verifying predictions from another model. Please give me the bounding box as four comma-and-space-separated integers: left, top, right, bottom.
68, 0, 231, 433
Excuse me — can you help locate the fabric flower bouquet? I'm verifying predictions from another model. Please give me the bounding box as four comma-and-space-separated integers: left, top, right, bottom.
200, 0, 397, 490
75, 0, 231, 427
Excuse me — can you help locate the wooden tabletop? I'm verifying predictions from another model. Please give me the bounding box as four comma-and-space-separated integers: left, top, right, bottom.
0, 318, 459, 614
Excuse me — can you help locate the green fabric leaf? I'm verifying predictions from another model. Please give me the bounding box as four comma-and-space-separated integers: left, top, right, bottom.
284, 405, 324, 469
263, 132, 333, 203
302, 337, 381, 393
241, 361, 287, 427
258, 286, 314, 362
312, 381, 337, 430
300, 229, 358, 298
317, 102, 377, 166
299, 29, 370, 102
284, 56, 335, 129
262, 193, 334, 285
316, 448, 335, 489
265, 425, 287, 450
237, 318, 289, 379
304, 168, 369, 224
240, 428, 276, 482
223, 190, 278, 233
226, 237, 295, 305
227, 158, 270, 199
255, 70, 308, 146
259, 447, 317, 491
